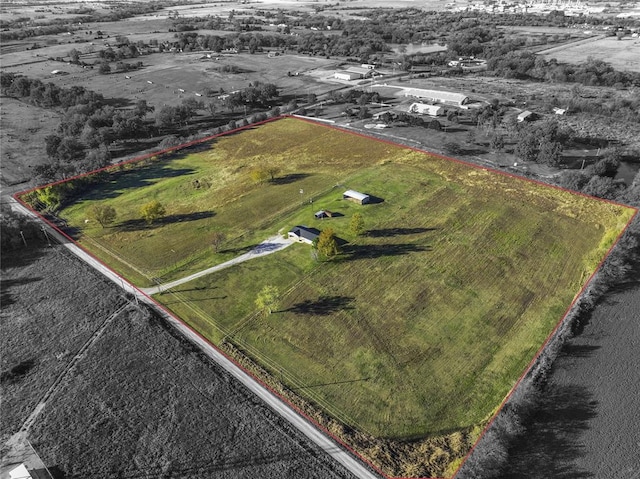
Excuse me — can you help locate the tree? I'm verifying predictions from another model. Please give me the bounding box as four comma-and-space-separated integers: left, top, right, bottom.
581, 175, 623, 200
266, 165, 280, 181
250, 168, 269, 184
255, 285, 279, 317
140, 200, 165, 225
349, 213, 365, 237
98, 62, 111, 74
69, 48, 80, 63
314, 227, 340, 260
490, 134, 505, 151
211, 231, 226, 252
514, 134, 538, 162
89, 204, 117, 228
537, 141, 563, 166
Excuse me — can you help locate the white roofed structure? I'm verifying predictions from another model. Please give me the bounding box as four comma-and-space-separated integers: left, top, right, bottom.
408, 103, 445, 116
403, 88, 468, 107
343, 190, 370, 204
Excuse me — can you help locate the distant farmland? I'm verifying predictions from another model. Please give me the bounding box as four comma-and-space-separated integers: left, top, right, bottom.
22, 117, 637, 478
538, 35, 640, 73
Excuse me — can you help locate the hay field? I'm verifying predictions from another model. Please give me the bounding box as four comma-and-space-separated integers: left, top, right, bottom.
39, 117, 636, 476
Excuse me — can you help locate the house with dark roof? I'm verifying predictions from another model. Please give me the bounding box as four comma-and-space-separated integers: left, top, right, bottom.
288, 225, 321, 244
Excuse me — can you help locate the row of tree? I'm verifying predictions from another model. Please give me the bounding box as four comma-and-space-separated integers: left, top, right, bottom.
1, 73, 104, 109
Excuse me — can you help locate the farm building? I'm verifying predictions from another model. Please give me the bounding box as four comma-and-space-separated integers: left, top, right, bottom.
408, 103, 445, 116
517, 110, 536, 122
343, 190, 370, 204
334, 66, 375, 81
8, 464, 49, 479
314, 210, 333, 219
403, 88, 469, 107
288, 225, 321, 244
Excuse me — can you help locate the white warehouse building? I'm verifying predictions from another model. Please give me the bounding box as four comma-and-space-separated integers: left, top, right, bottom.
403, 88, 469, 107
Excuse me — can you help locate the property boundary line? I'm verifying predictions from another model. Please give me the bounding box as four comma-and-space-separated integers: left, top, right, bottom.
12, 115, 639, 479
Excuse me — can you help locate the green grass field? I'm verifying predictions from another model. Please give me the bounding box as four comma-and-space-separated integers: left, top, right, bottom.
47, 117, 635, 475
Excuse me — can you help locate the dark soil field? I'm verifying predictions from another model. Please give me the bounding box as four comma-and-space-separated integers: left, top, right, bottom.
0, 243, 356, 479
0, 98, 60, 186
502, 284, 640, 479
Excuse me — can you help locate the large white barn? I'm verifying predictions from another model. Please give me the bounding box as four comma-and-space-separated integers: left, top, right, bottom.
403, 88, 469, 107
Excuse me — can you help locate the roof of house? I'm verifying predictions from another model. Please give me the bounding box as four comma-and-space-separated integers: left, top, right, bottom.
517, 110, 533, 119
343, 190, 369, 201
9, 464, 32, 479
408, 102, 444, 114
345, 66, 373, 75
290, 225, 321, 241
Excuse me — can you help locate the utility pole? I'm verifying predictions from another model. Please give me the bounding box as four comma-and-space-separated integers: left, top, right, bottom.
41, 226, 51, 246
20, 230, 27, 247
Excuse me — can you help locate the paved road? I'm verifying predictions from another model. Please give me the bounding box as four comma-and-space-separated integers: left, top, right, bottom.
141, 234, 293, 295
8, 196, 382, 479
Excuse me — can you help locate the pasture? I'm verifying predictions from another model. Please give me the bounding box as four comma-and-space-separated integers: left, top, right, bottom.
538, 36, 640, 73
42, 117, 635, 477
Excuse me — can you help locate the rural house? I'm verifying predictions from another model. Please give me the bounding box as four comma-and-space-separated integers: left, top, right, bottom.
288, 225, 321, 244
408, 102, 445, 116
343, 190, 370, 204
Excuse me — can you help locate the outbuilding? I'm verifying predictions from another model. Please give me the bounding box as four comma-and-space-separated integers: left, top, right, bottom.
288, 225, 321, 244
408, 102, 445, 116
343, 190, 370, 204
334, 66, 375, 81
403, 88, 469, 107
314, 210, 333, 219
517, 110, 536, 122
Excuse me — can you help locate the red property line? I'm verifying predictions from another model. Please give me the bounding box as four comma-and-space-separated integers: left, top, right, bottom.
13, 115, 639, 479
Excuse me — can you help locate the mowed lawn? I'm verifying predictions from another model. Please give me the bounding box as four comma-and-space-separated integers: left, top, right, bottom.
56, 117, 635, 441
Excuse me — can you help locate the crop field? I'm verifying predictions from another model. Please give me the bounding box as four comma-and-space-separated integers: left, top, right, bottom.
26, 117, 636, 477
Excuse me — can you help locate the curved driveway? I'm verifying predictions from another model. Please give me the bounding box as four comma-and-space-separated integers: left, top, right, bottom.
141, 234, 293, 295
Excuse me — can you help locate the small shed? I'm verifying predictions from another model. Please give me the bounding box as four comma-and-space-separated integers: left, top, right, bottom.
517, 110, 535, 122
288, 225, 321, 244
314, 210, 333, 219
343, 190, 370, 205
